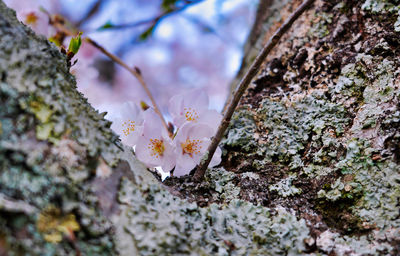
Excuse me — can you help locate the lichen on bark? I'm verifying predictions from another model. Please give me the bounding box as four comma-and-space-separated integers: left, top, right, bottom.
221, 0, 400, 254
1, 0, 400, 255
0, 1, 316, 255
0, 0, 120, 254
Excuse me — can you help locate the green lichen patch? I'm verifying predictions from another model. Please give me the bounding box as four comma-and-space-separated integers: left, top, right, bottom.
258, 93, 350, 165
223, 108, 258, 152
362, 0, 400, 31
0, 1, 121, 254
2, 0, 400, 254
269, 174, 302, 197
28, 99, 54, 123
0, 82, 115, 255
117, 177, 311, 256
218, 0, 400, 253
309, 11, 333, 38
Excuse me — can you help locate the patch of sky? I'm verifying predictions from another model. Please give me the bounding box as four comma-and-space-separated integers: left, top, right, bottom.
145, 46, 172, 66
178, 66, 206, 88
23, 0, 257, 114
59, 0, 98, 19
154, 21, 175, 42
225, 47, 242, 77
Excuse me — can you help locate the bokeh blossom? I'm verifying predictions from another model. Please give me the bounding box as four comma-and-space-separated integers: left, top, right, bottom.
5, 0, 55, 36
5, 0, 253, 179
21, 10, 50, 36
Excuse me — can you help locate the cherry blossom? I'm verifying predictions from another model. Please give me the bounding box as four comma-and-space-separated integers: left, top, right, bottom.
168, 89, 222, 132
173, 123, 221, 177
135, 109, 176, 172
20, 10, 51, 36
110, 102, 144, 147
110, 91, 222, 177
5, 0, 53, 37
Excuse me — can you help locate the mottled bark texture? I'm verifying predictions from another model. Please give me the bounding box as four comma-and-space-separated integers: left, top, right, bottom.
171, 0, 400, 255
1, 0, 400, 255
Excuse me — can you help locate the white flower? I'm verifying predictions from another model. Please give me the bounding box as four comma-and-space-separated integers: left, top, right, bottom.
168, 89, 222, 132
5, 0, 56, 37
135, 109, 176, 172
20, 10, 50, 36
173, 123, 221, 177
110, 102, 144, 147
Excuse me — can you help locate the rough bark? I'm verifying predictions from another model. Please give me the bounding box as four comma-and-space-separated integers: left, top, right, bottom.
222, 0, 400, 255
1, 0, 400, 255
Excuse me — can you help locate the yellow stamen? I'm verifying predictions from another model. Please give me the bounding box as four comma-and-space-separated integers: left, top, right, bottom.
184, 107, 199, 122
181, 139, 202, 157
148, 139, 165, 159
122, 120, 135, 136
25, 12, 38, 25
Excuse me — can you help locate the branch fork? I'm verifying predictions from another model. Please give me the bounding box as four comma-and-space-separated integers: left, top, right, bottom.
194, 0, 315, 181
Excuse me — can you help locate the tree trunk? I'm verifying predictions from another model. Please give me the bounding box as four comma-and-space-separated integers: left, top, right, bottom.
1, 0, 400, 255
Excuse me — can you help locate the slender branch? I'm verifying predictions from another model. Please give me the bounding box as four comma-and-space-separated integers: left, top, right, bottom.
45, 12, 171, 136
93, 0, 204, 32
194, 0, 315, 181
181, 14, 225, 42
85, 38, 171, 136
75, 0, 102, 28
223, 0, 275, 113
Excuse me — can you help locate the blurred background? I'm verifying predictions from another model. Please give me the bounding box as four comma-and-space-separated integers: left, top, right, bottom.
4, 0, 257, 119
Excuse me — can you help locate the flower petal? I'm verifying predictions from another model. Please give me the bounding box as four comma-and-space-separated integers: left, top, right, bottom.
175, 123, 213, 143
160, 142, 176, 172
198, 109, 222, 132
169, 89, 210, 128
109, 101, 145, 147
168, 93, 184, 120
142, 109, 163, 138
110, 116, 123, 135
122, 125, 143, 147
120, 101, 143, 124
135, 136, 160, 167
210, 146, 222, 168
175, 154, 197, 177
183, 89, 209, 111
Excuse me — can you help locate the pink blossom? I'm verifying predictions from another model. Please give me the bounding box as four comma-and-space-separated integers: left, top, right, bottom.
7, 1, 51, 36
168, 89, 222, 132
135, 109, 176, 172
4, 0, 60, 37
110, 102, 144, 147
19, 10, 51, 36
173, 123, 221, 177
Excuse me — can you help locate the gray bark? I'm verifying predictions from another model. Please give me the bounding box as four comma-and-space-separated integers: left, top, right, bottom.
1, 0, 400, 255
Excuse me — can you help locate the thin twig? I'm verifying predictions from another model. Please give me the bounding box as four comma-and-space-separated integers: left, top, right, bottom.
223, 0, 275, 113
93, 0, 204, 32
75, 0, 102, 28
194, 0, 315, 181
44, 12, 171, 136
84, 38, 170, 136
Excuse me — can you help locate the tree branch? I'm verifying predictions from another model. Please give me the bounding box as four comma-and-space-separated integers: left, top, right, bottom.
46, 13, 171, 137
94, 0, 204, 32
194, 0, 315, 181
85, 38, 171, 137
75, 0, 102, 28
